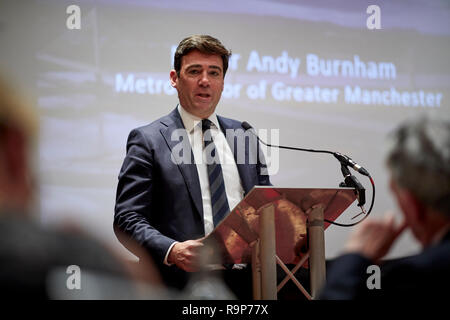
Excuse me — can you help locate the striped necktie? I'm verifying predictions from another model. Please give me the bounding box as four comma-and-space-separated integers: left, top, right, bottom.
202, 119, 230, 226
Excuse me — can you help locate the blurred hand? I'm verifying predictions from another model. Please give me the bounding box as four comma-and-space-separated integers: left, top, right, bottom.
344, 212, 408, 263
168, 239, 204, 272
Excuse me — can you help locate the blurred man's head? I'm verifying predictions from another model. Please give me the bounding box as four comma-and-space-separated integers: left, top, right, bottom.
386, 115, 450, 245
0, 79, 37, 214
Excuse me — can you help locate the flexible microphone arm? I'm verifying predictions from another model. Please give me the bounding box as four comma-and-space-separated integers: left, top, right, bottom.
241, 121, 375, 227
242, 121, 370, 176
242, 121, 335, 155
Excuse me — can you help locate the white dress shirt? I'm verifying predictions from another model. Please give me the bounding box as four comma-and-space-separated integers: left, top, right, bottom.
163, 104, 244, 265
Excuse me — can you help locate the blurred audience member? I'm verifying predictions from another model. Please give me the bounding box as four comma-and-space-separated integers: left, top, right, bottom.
319, 115, 450, 299
0, 78, 165, 299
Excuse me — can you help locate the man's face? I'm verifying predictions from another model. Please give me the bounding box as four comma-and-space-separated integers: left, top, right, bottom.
170, 50, 224, 119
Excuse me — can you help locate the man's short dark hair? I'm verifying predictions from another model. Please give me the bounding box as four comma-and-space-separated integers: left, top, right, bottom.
173, 35, 232, 77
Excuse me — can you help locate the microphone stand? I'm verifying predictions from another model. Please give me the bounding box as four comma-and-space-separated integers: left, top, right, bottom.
339, 164, 366, 207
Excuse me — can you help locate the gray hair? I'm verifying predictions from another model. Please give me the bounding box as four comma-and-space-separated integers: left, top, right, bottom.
386, 114, 450, 216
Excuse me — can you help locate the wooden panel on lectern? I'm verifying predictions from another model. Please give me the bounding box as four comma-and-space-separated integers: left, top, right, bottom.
204, 187, 357, 264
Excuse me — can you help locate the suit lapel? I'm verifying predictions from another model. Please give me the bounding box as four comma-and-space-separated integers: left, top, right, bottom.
160, 108, 204, 221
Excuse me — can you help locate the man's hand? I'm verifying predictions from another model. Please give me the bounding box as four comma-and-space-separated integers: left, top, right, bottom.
168, 239, 204, 272
344, 212, 408, 263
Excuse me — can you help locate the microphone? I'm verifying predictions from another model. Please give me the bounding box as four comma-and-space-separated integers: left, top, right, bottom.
241, 121, 370, 177
241, 121, 375, 227
333, 152, 370, 177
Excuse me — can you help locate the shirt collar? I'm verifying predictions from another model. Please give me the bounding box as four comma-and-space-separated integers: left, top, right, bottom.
177, 104, 220, 133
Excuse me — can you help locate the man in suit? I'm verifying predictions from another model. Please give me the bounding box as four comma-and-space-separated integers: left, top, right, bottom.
319, 115, 450, 299
114, 35, 271, 298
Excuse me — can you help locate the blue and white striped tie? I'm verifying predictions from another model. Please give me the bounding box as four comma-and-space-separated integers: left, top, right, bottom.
202, 119, 230, 226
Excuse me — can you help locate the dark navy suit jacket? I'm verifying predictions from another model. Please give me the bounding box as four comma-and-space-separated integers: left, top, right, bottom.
319, 230, 450, 299
114, 107, 271, 289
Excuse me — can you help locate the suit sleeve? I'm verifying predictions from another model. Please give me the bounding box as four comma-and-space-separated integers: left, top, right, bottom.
318, 253, 374, 300
114, 128, 175, 263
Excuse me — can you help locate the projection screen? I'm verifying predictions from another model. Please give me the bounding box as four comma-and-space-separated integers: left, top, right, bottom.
1, 0, 449, 261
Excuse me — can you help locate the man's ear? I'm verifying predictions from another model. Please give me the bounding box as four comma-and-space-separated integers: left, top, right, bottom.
169, 70, 178, 88
397, 187, 426, 225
